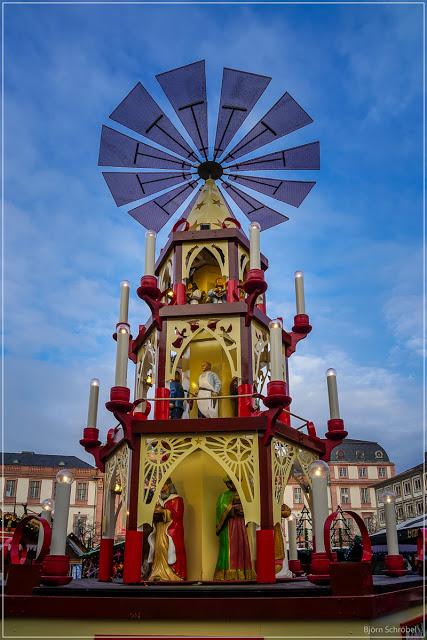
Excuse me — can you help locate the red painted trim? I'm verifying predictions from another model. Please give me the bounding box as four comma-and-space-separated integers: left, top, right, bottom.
98, 538, 114, 582
237, 384, 253, 417
127, 438, 141, 530
10, 516, 51, 565
154, 387, 170, 420
172, 218, 190, 233
242, 269, 268, 327
137, 275, 164, 331
222, 217, 241, 229
40, 554, 71, 586
256, 529, 276, 583
5, 586, 423, 620
173, 283, 186, 305
324, 509, 372, 562
123, 530, 143, 584
258, 436, 273, 529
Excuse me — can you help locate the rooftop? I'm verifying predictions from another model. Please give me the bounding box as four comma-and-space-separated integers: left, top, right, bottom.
330, 439, 391, 463
1, 452, 95, 470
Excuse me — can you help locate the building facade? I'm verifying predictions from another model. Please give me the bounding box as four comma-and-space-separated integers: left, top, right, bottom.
370, 454, 426, 529
1, 452, 103, 544
284, 438, 395, 534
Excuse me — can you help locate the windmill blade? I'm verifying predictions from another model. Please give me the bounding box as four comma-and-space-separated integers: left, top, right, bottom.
98, 125, 195, 171
156, 61, 208, 161
109, 82, 199, 162
129, 180, 199, 232
102, 172, 193, 207
213, 68, 271, 161
224, 141, 320, 172
220, 181, 289, 230
223, 92, 313, 163
226, 174, 315, 208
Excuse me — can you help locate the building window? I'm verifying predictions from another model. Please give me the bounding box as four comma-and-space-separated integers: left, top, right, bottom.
363, 516, 373, 532
396, 506, 404, 520
340, 488, 350, 504
403, 480, 411, 496
406, 503, 414, 518
360, 488, 370, 504
338, 467, 348, 478
73, 513, 88, 538
4, 479, 16, 498
76, 482, 88, 502
358, 467, 367, 479
28, 480, 41, 501
416, 501, 423, 515
379, 510, 384, 524
394, 483, 401, 498
413, 477, 422, 493
375, 450, 384, 459
293, 487, 303, 504
378, 467, 387, 479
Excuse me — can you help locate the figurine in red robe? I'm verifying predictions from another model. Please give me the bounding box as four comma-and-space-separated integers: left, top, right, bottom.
147, 478, 187, 581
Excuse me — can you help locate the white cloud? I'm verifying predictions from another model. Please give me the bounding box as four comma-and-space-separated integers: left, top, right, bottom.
289, 348, 422, 472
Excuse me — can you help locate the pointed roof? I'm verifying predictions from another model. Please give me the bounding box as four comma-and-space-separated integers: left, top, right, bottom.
186, 179, 236, 229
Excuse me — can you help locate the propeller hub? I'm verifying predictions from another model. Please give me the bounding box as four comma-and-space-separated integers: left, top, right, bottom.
197, 160, 223, 181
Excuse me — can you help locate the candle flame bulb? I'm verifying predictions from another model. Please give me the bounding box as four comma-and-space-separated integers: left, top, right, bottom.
249, 221, 261, 270
269, 319, 285, 381
118, 280, 130, 324
308, 460, 330, 553
115, 324, 130, 387
145, 230, 157, 276
381, 489, 398, 555
87, 378, 100, 428
326, 368, 340, 419
294, 270, 306, 315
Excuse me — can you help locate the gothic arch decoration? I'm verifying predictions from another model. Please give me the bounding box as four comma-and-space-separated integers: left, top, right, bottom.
166, 317, 241, 381
251, 322, 269, 392
102, 444, 130, 536
158, 257, 173, 293
271, 437, 298, 524
238, 245, 250, 282
135, 330, 157, 401
138, 433, 260, 526
295, 448, 318, 485
182, 241, 229, 281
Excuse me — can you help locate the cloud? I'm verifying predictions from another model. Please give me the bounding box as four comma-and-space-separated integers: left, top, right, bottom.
289, 348, 422, 472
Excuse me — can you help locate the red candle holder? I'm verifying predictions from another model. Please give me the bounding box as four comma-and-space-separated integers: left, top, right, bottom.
137, 274, 164, 330
40, 554, 72, 586
292, 313, 312, 334
263, 380, 291, 409
384, 554, 409, 577
288, 559, 304, 576
307, 551, 332, 585
242, 268, 268, 326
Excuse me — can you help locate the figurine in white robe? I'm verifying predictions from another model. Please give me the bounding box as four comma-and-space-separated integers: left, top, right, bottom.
196, 361, 221, 418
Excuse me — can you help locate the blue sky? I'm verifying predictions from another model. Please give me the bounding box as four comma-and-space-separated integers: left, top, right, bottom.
3, 2, 424, 471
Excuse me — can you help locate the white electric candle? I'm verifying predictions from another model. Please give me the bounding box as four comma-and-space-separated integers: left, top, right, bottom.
144, 230, 157, 276
249, 222, 261, 270
383, 491, 399, 556
269, 319, 284, 381
115, 325, 129, 387
308, 460, 330, 553
294, 271, 306, 315
326, 368, 340, 419
118, 280, 130, 324
87, 378, 99, 427
50, 470, 74, 556
287, 515, 298, 561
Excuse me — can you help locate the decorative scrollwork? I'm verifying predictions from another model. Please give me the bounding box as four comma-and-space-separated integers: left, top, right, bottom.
139, 433, 259, 526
